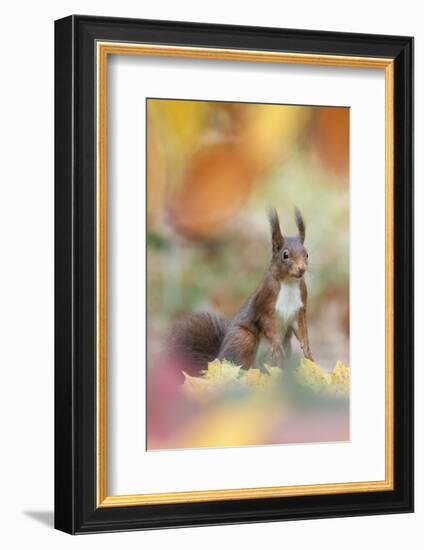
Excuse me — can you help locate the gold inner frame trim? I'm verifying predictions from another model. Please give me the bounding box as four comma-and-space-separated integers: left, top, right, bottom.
96, 41, 395, 508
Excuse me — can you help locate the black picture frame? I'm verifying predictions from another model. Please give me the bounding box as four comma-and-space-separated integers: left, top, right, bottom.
55, 14, 413, 534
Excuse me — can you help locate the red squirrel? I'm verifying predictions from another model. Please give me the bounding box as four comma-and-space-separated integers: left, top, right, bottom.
172, 208, 313, 372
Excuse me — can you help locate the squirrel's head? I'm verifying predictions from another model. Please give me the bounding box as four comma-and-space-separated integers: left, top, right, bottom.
268, 207, 308, 280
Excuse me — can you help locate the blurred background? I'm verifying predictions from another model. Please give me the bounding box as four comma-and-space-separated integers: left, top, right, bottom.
146, 98, 350, 450
147, 99, 349, 369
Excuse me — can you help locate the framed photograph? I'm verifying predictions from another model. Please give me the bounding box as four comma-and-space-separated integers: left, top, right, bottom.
54, 15, 413, 534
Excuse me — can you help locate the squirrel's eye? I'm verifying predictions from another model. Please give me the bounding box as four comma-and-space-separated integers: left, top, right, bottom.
283, 250, 289, 260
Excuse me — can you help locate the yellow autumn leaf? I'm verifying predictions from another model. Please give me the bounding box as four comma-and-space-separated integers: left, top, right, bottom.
243, 367, 270, 391
204, 358, 242, 381
329, 361, 350, 395
296, 358, 350, 396
182, 357, 348, 402
296, 358, 331, 392
182, 359, 282, 401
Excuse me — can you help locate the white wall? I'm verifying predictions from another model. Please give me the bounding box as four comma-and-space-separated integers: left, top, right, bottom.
0, 1, 420, 547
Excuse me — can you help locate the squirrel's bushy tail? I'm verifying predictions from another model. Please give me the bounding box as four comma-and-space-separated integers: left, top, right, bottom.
170, 312, 228, 373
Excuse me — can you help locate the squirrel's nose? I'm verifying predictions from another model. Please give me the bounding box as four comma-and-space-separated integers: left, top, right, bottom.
298, 265, 306, 276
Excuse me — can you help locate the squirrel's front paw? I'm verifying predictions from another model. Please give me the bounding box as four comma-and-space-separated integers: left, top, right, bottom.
304, 348, 314, 361
300, 342, 313, 361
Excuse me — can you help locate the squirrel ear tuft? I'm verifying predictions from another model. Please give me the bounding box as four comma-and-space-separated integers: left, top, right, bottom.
294, 207, 305, 243
268, 208, 284, 253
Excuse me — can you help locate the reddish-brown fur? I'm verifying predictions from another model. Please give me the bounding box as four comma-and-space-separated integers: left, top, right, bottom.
218, 208, 312, 367
172, 208, 313, 371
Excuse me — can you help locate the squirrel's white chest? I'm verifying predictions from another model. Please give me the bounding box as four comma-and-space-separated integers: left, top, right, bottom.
275, 280, 302, 323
